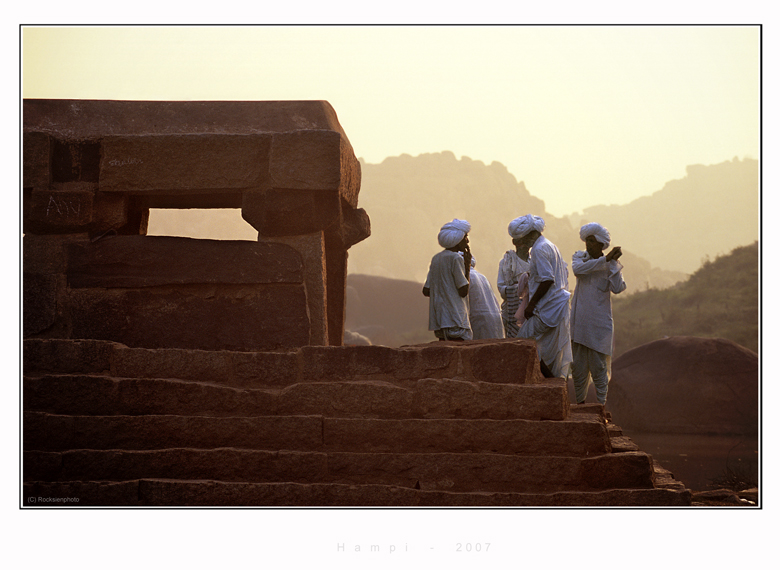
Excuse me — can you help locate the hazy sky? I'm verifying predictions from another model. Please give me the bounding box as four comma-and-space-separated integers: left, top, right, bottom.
22, 25, 759, 217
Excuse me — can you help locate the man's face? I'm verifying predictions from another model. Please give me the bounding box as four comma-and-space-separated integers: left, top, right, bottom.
456, 234, 470, 252
585, 235, 606, 258
520, 231, 537, 250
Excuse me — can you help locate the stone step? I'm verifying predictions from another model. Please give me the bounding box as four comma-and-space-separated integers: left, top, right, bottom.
23, 374, 568, 421
22, 478, 692, 507
23, 448, 656, 494
24, 412, 610, 456
23, 337, 545, 389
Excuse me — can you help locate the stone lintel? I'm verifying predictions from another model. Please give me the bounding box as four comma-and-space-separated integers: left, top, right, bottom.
269, 130, 361, 207
23, 100, 349, 138
99, 134, 271, 196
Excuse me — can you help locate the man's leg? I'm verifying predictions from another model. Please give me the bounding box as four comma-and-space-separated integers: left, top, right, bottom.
571, 342, 591, 404
588, 349, 610, 405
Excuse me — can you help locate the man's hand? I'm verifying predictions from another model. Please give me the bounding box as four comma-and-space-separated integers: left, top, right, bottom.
524, 280, 553, 320
606, 246, 622, 262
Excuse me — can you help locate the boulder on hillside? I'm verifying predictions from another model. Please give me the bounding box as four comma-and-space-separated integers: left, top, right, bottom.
608, 336, 758, 435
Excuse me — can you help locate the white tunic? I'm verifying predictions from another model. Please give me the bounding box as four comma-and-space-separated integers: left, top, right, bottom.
468, 269, 505, 339
424, 249, 471, 332
570, 250, 627, 355
527, 235, 571, 327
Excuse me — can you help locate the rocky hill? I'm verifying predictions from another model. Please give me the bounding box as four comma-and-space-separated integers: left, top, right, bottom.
347, 151, 685, 292
611, 241, 758, 356
566, 157, 758, 274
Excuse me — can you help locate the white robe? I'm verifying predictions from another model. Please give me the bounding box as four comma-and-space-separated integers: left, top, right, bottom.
570, 251, 627, 355
424, 249, 471, 333
468, 269, 504, 339
517, 235, 572, 377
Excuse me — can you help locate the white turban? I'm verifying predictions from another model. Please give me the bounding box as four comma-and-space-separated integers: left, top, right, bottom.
579, 222, 611, 247
438, 219, 471, 248
508, 215, 545, 239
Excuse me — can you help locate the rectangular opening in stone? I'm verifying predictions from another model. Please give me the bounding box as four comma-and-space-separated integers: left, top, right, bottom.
147, 209, 258, 241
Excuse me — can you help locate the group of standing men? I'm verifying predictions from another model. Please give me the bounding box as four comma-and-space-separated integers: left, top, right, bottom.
423, 214, 626, 406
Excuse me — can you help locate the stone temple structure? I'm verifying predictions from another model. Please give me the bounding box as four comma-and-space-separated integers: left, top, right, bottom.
22, 100, 691, 507
23, 99, 369, 350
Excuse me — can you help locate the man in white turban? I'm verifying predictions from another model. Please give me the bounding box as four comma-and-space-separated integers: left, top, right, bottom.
497, 220, 532, 338
462, 254, 504, 339
570, 222, 627, 405
422, 219, 473, 341
512, 215, 573, 378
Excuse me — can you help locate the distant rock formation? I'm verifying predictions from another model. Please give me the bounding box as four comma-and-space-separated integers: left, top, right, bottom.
608, 336, 758, 435
347, 152, 685, 294
567, 158, 758, 274
346, 274, 432, 346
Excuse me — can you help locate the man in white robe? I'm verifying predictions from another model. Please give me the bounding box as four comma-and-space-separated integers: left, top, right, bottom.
463, 255, 504, 339
512, 215, 572, 378
497, 228, 531, 338
423, 219, 473, 341
570, 222, 627, 405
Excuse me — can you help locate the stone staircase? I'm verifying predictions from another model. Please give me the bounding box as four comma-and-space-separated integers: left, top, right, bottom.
22, 338, 691, 507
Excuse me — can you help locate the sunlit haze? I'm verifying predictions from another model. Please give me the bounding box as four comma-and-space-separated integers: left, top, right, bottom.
22, 25, 759, 217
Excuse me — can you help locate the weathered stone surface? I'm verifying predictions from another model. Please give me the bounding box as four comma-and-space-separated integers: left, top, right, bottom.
68, 285, 310, 351
691, 488, 746, 505
270, 130, 358, 203
24, 374, 278, 417
23, 451, 62, 483
569, 402, 608, 421
412, 378, 567, 420
228, 350, 300, 388
242, 188, 341, 237
22, 479, 691, 507
738, 487, 759, 503
609, 337, 759, 435
339, 206, 371, 249
24, 234, 90, 275
326, 452, 585, 493
580, 451, 656, 489
24, 412, 322, 452
277, 381, 414, 418
112, 345, 232, 382
608, 436, 640, 453
23, 130, 51, 190
23, 100, 364, 352
23, 273, 58, 336
67, 235, 304, 288
21, 337, 691, 507
91, 192, 129, 232
24, 480, 141, 507
24, 100, 350, 138
48, 449, 328, 484
100, 134, 271, 201
261, 233, 328, 345
458, 340, 544, 384
27, 184, 95, 233
323, 416, 611, 456
23, 338, 116, 375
